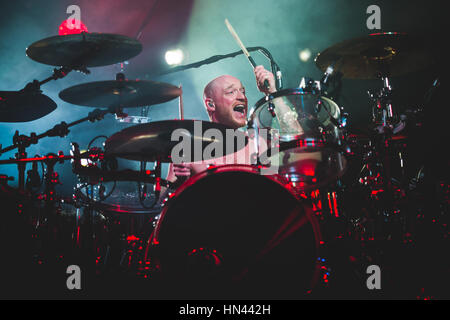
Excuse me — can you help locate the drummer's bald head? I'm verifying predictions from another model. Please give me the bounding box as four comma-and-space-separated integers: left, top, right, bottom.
204, 75, 226, 100
203, 75, 247, 128
203, 74, 242, 109
203, 75, 227, 119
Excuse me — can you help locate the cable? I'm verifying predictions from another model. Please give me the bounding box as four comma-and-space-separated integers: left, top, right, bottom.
88, 135, 108, 149
137, 161, 159, 209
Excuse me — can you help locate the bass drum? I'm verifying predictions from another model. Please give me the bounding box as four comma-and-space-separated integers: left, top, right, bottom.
146, 165, 322, 299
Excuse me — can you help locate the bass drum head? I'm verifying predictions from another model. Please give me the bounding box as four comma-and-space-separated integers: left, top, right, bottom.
150, 165, 322, 299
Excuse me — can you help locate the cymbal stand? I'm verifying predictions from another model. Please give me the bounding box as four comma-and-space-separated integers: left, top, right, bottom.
364, 71, 398, 188
36, 152, 66, 263
70, 142, 103, 276
0, 108, 121, 190
368, 73, 395, 130
362, 71, 410, 240
0, 66, 91, 190
137, 156, 162, 209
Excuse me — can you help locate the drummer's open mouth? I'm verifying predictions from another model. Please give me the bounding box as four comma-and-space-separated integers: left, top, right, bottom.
233, 104, 246, 114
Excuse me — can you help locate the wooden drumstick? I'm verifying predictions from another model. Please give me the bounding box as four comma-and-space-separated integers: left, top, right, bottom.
224, 18, 270, 89
178, 84, 184, 120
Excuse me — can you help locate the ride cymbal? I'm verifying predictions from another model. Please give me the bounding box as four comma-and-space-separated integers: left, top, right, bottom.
315, 32, 436, 79
0, 91, 57, 122
59, 79, 182, 108
26, 33, 142, 68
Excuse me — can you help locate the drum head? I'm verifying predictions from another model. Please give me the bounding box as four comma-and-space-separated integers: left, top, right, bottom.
250, 88, 341, 142
249, 88, 347, 192
150, 165, 321, 299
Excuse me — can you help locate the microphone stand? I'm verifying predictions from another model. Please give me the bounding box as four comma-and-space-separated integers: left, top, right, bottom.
158, 46, 283, 90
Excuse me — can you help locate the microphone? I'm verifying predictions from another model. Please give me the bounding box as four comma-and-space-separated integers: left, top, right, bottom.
275, 68, 283, 91
321, 64, 335, 86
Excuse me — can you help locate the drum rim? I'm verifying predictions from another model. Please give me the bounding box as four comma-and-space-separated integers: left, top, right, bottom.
249, 87, 340, 122
252, 87, 321, 109
75, 188, 162, 215
165, 164, 300, 204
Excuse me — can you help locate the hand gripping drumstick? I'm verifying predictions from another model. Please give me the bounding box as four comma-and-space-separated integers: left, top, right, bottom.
224, 18, 270, 90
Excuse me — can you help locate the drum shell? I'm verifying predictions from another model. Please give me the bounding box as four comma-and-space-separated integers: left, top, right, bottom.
249, 88, 347, 192
147, 165, 322, 299
249, 88, 343, 144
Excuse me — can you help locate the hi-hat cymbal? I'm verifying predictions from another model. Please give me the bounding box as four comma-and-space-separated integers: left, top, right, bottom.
0, 91, 57, 122
59, 79, 182, 108
104, 120, 248, 162
26, 33, 142, 68
315, 32, 436, 79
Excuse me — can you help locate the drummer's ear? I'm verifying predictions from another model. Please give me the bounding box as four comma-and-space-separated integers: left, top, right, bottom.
205, 98, 215, 113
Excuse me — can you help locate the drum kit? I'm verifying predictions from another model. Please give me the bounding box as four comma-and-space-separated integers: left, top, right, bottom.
0, 31, 445, 299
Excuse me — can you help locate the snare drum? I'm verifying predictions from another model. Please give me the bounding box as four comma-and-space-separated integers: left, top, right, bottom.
146, 164, 322, 299
248, 88, 347, 193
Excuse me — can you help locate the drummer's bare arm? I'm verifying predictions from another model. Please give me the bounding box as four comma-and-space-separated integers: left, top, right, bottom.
254, 66, 304, 134
162, 162, 209, 201
160, 163, 191, 201
165, 162, 206, 184
172, 163, 192, 179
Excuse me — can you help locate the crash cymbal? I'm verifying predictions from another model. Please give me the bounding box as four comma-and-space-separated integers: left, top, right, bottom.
315, 32, 436, 79
104, 120, 248, 162
26, 33, 142, 68
0, 91, 57, 122
59, 79, 182, 108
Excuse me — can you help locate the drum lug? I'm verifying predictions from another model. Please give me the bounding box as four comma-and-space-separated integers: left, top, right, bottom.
206, 164, 219, 173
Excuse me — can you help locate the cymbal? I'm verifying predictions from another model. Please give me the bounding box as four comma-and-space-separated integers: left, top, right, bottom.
26, 33, 142, 68
59, 79, 182, 108
315, 32, 435, 79
0, 91, 57, 122
104, 120, 248, 162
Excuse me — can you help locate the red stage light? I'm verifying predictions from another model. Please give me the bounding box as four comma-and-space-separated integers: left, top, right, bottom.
126, 235, 140, 242
58, 19, 88, 35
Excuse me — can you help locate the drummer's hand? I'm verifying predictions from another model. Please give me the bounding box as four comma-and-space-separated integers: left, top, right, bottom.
173, 163, 192, 178
254, 65, 276, 95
